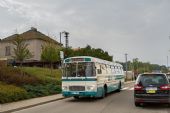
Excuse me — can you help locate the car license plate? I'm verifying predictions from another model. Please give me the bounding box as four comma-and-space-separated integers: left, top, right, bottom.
146, 87, 157, 94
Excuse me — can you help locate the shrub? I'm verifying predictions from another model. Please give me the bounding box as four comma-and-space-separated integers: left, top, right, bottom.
0, 67, 41, 86
23, 83, 61, 98
22, 67, 62, 85
0, 83, 28, 103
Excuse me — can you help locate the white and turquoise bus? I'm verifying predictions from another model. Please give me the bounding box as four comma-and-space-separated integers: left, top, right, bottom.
62, 56, 124, 98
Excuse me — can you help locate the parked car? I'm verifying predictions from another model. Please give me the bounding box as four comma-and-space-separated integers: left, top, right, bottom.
134, 73, 170, 107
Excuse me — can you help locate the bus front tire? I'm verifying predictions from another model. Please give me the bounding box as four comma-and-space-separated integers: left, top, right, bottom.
73, 96, 79, 99
101, 86, 107, 98
117, 82, 121, 92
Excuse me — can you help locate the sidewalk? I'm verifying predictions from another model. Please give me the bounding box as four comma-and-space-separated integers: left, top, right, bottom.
0, 94, 65, 113
0, 81, 135, 113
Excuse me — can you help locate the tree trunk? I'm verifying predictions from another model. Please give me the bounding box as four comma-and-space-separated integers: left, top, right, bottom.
50, 62, 53, 76
20, 61, 23, 76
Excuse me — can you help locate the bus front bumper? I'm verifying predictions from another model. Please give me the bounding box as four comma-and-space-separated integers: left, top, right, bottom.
62, 91, 97, 97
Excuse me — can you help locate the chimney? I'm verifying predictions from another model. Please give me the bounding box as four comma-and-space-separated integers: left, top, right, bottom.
31, 27, 37, 32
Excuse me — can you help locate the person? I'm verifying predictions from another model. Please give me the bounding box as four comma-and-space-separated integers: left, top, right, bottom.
85, 63, 92, 77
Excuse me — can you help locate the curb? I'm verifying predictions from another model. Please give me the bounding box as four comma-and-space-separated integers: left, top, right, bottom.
0, 95, 66, 113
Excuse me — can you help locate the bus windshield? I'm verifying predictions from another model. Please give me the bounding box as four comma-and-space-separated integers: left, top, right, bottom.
63, 62, 95, 77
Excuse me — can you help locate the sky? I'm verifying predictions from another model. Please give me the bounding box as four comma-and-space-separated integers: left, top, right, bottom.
0, 0, 170, 65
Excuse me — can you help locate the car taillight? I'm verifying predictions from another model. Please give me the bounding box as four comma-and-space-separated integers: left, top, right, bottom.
160, 84, 170, 90
134, 84, 143, 90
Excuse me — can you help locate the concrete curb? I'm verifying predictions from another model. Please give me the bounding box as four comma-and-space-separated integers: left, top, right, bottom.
0, 94, 66, 113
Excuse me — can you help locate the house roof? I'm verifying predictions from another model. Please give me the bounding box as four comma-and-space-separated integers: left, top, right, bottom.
0, 27, 62, 46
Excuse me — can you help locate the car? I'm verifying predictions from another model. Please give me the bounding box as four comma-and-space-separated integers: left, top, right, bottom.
134, 73, 170, 107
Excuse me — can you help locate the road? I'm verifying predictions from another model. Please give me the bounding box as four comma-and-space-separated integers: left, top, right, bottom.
13, 82, 170, 113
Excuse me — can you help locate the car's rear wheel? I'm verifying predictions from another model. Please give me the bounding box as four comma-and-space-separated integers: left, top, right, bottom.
135, 102, 141, 107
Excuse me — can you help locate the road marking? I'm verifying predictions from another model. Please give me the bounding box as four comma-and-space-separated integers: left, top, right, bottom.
129, 87, 134, 90
122, 87, 129, 90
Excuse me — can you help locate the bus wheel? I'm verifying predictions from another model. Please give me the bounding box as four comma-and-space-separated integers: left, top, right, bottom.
73, 96, 79, 99
117, 82, 121, 92
101, 86, 107, 98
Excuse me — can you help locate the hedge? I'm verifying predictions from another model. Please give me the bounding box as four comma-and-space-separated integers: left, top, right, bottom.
0, 83, 28, 103
0, 67, 41, 86
23, 83, 61, 98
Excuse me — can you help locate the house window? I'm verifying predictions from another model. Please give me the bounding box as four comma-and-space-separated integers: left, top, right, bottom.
5, 46, 11, 56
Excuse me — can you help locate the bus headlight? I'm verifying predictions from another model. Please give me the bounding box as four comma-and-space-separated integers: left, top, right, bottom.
62, 86, 68, 91
86, 85, 96, 91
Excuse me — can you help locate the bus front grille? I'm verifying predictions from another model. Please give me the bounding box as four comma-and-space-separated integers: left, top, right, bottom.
69, 86, 85, 91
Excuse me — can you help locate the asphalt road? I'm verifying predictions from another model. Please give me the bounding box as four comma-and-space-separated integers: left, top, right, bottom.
13, 83, 170, 113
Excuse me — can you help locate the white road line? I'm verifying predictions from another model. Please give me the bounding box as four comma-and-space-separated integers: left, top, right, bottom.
122, 87, 129, 90
129, 87, 134, 90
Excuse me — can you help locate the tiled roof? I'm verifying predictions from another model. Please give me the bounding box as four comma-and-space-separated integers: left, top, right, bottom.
0, 27, 61, 45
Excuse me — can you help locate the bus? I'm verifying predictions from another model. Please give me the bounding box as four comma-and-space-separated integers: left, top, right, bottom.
62, 56, 125, 99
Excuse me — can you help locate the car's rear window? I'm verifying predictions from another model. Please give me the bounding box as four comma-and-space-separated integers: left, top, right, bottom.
137, 74, 168, 87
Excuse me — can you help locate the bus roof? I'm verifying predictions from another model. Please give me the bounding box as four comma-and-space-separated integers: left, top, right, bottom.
64, 56, 123, 67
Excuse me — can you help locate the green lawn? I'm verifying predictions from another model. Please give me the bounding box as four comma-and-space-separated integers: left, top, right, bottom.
22, 67, 62, 83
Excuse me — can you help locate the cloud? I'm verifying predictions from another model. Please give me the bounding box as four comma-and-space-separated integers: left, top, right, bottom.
0, 0, 170, 65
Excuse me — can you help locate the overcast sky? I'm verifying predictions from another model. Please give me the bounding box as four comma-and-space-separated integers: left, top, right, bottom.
0, 0, 170, 65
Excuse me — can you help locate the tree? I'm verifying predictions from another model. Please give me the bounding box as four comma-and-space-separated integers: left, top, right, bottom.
62, 45, 112, 61
41, 43, 60, 76
13, 34, 33, 66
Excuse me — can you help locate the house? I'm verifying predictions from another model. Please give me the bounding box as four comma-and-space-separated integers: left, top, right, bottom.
0, 27, 62, 67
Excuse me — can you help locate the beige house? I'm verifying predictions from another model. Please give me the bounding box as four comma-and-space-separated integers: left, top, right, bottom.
0, 27, 62, 63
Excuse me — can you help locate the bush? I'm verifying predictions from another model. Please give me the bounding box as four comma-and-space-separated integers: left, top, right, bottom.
0, 83, 28, 103
23, 83, 61, 98
21, 67, 62, 85
0, 67, 41, 85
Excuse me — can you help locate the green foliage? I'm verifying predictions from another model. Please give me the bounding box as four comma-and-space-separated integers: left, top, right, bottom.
0, 67, 41, 86
0, 66, 62, 103
13, 34, 33, 63
41, 43, 61, 63
21, 67, 62, 85
23, 83, 61, 98
63, 45, 112, 61
117, 58, 168, 73
0, 82, 28, 103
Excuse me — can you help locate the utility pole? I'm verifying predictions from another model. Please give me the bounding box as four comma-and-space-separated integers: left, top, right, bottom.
167, 56, 169, 68
59, 32, 62, 44
62, 31, 69, 48
125, 53, 128, 81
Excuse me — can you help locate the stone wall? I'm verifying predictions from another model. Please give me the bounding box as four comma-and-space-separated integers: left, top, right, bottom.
0, 58, 7, 67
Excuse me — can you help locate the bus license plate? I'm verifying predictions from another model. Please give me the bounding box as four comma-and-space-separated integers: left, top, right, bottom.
146, 87, 157, 94
72, 92, 79, 95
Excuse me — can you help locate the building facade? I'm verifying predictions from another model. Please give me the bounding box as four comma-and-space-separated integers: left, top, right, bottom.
0, 27, 62, 65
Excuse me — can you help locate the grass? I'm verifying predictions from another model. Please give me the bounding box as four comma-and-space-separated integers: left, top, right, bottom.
21, 67, 62, 84
0, 67, 62, 103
